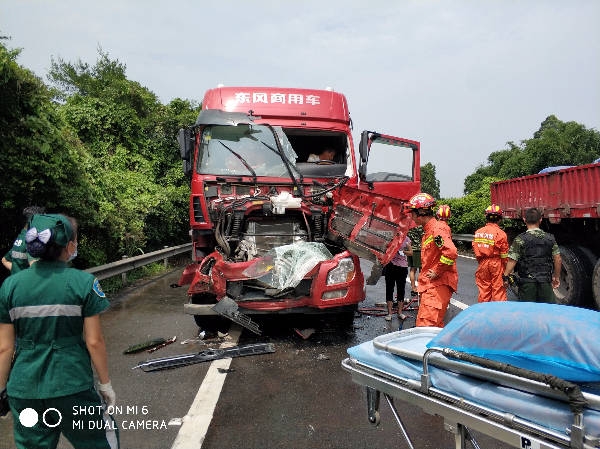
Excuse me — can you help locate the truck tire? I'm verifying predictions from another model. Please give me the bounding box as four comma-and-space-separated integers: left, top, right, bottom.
555, 245, 592, 307
592, 259, 600, 310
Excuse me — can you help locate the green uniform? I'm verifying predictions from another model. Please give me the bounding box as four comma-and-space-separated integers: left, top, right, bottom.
407, 226, 423, 268
507, 228, 560, 303
0, 260, 118, 449
3, 229, 29, 275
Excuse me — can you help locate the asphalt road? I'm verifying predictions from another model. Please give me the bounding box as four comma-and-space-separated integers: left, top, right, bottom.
0, 255, 515, 449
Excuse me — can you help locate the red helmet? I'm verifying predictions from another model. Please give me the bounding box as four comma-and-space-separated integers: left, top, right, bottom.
485, 204, 503, 217
436, 204, 451, 220
407, 193, 436, 213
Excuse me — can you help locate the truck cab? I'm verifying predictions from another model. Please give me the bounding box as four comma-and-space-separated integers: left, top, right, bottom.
177, 86, 420, 327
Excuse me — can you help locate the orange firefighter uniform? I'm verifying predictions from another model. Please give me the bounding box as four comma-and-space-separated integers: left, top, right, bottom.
473, 222, 509, 302
416, 218, 458, 327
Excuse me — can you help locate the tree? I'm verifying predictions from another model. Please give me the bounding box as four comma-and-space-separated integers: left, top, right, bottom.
0, 39, 92, 252
463, 115, 600, 195
48, 49, 199, 262
420, 162, 440, 199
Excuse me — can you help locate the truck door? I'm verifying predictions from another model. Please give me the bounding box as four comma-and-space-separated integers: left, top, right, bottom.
329, 131, 420, 267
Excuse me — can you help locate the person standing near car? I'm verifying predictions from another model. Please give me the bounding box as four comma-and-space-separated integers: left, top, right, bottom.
0, 214, 118, 449
473, 204, 509, 302
435, 204, 452, 234
407, 193, 458, 328
503, 207, 561, 303
383, 235, 412, 322
407, 225, 423, 299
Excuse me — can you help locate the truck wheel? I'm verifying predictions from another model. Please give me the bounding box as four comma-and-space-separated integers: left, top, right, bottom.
592, 259, 600, 311
555, 245, 592, 307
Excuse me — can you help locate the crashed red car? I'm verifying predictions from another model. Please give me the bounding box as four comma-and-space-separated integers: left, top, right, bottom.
177, 86, 420, 329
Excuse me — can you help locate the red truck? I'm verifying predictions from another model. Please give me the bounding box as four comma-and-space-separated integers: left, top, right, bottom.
177, 86, 420, 329
490, 162, 600, 309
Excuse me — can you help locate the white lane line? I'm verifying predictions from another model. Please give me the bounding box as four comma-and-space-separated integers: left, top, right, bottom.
170, 324, 241, 449
450, 297, 469, 310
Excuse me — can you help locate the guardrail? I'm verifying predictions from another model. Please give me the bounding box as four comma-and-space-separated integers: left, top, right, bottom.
453, 234, 474, 243
85, 243, 192, 281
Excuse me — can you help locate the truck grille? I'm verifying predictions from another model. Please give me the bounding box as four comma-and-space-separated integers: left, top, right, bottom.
330, 205, 361, 238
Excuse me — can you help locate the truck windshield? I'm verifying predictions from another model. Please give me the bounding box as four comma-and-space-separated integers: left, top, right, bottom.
197, 124, 297, 177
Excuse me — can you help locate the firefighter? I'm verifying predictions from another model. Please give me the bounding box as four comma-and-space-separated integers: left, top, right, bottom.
0, 214, 118, 449
407, 193, 458, 327
435, 204, 452, 233
473, 204, 509, 302
503, 207, 561, 303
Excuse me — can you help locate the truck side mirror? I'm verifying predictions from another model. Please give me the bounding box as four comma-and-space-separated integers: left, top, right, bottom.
177, 128, 194, 177
358, 131, 375, 181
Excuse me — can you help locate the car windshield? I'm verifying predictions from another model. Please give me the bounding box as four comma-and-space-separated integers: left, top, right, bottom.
197, 124, 297, 177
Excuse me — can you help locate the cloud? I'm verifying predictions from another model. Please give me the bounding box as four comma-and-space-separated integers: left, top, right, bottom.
2, 0, 599, 197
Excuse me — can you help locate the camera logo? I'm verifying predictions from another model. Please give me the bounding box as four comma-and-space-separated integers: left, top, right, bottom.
19, 407, 62, 428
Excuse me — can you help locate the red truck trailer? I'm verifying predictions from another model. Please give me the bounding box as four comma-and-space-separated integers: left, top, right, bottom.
490, 162, 600, 309
177, 86, 420, 329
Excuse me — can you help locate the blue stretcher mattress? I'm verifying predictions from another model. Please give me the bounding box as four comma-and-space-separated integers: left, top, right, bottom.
347, 326, 600, 439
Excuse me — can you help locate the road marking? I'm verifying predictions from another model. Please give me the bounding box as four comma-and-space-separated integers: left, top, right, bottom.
450, 297, 469, 310
170, 324, 242, 449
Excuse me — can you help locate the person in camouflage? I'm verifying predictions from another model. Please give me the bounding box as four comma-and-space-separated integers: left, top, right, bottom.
407, 225, 423, 297
503, 208, 561, 303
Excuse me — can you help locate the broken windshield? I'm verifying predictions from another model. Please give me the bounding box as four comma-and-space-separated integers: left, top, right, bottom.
197, 124, 297, 177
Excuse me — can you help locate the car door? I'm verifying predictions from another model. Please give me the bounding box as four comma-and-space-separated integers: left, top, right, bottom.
329, 131, 420, 267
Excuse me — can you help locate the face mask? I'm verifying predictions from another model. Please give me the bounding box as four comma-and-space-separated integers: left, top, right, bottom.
68, 243, 78, 262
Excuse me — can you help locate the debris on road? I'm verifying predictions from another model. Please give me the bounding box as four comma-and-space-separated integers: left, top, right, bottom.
123, 337, 169, 354
294, 328, 316, 340
147, 336, 177, 353
132, 342, 276, 372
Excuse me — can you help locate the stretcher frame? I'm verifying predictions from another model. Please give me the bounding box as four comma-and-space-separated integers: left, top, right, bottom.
342, 329, 600, 449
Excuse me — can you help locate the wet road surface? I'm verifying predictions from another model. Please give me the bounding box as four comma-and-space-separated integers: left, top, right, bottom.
0, 256, 514, 449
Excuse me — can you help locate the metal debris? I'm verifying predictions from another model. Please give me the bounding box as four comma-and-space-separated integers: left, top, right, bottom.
132, 343, 275, 372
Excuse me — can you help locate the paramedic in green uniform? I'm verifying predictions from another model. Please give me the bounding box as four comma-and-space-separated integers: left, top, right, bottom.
1, 206, 45, 275
0, 214, 118, 449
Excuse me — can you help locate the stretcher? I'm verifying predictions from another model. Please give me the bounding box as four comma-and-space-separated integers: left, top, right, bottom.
343, 320, 600, 449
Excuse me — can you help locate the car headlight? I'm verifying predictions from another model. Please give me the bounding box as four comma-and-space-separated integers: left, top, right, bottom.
326, 258, 355, 285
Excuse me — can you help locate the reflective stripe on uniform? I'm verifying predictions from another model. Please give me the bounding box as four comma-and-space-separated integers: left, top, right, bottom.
440, 255, 455, 266
9, 304, 82, 320
473, 237, 495, 246
10, 251, 28, 260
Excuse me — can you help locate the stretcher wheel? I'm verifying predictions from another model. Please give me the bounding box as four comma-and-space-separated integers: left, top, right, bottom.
368, 410, 380, 426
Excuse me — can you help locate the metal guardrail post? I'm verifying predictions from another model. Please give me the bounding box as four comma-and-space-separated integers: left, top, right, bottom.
121, 256, 128, 285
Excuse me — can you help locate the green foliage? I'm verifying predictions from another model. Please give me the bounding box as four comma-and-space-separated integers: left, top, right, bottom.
48, 50, 199, 262
464, 115, 600, 195
420, 162, 440, 199
0, 40, 93, 250
442, 177, 499, 234
1, 41, 199, 268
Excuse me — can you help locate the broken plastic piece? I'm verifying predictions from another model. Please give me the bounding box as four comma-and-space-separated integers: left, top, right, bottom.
211, 297, 262, 335
147, 336, 177, 353
123, 338, 167, 354
294, 328, 316, 340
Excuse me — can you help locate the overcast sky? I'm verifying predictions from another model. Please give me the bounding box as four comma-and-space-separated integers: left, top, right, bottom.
2, 0, 599, 197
